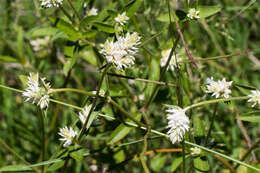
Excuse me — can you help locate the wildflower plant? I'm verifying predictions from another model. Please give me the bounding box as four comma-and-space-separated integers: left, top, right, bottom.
0, 0, 260, 173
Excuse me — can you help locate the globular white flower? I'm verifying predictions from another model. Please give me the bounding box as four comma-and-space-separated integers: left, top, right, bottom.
22, 73, 52, 109
115, 12, 129, 26
99, 32, 141, 70
79, 104, 92, 125
30, 36, 50, 52
247, 90, 260, 108
87, 8, 98, 16
165, 106, 190, 144
190, 147, 201, 156
39, 0, 63, 8
205, 77, 233, 98
187, 8, 200, 19
160, 49, 181, 71
58, 126, 78, 147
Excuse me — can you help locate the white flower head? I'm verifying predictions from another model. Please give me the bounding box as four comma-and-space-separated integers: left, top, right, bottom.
99, 32, 141, 70
39, 0, 63, 8
22, 73, 52, 109
160, 49, 181, 71
187, 8, 200, 19
205, 77, 233, 98
30, 36, 50, 52
165, 105, 190, 144
79, 104, 92, 125
248, 90, 260, 108
87, 8, 98, 16
190, 147, 201, 156
58, 126, 78, 147
115, 12, 129, 26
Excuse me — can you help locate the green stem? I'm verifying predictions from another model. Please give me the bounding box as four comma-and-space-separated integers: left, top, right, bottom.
186, 96, 250, 110
204, 103, 218, 146
39, 110, 46, 173
50, 88, 96, 97
77, 63, 111, 141
107, 73, 176, 87
140, 111, 151, 173
66, 0, 81, 21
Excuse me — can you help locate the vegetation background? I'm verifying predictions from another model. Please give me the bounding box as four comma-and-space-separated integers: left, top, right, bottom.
0, 0, 259, 172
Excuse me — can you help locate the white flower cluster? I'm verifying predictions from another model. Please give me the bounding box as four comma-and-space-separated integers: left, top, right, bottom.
58, 126, 78, 147
30, 36, 50, 52
160, 49, 181, 71
248, 90, 260, 108
22, 73, 52, 109
205, 77, 233, 98
115, 12, 129, 26
187, 8, 200, 19
100, 32, 141, 70
39, 0, 63, 8
87, 8, 98, 16
165, 106, 190, 144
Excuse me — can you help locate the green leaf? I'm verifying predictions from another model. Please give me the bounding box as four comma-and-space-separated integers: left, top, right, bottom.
151, 154, 167, 172
237, 111, 260, 123
170, 157, 183, 172
63, 56, 78, 76
125, 0, 143, 17
82, 30, 98, 38
93, 22, 114, 33
0, 55, 18, 62
86, 111, 98, 130
194, 156, 210, 173
109, 84, 127, 97
30, 27, 60, 37
145, 58, 160, 101
64, 46, 75, 57
80, 47, 97, 66
193, 116, 206, 137
0, 165, 32, 172
108, 113, 142, 145
56, 19, 81, 41
17, 27, 24, 57
198, 6, 221, 19
47, 160, 65, 171
70, 149, 85, 162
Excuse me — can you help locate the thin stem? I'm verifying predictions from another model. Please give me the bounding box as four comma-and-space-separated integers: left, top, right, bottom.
140, 111, 151, 173
66, 0, 81, 20
172, 11, 197, 68
39, 110, 46, 173
180, 50, 253, 63
50, 88, 96, 97
186, 96, 250, 110
0, 84, 23, 93
77, 63, 111, 141
205, 103, 218, 146
107, 73, 176, 87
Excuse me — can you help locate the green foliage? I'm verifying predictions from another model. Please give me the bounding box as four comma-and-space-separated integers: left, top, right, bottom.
0, 0, 259, 172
